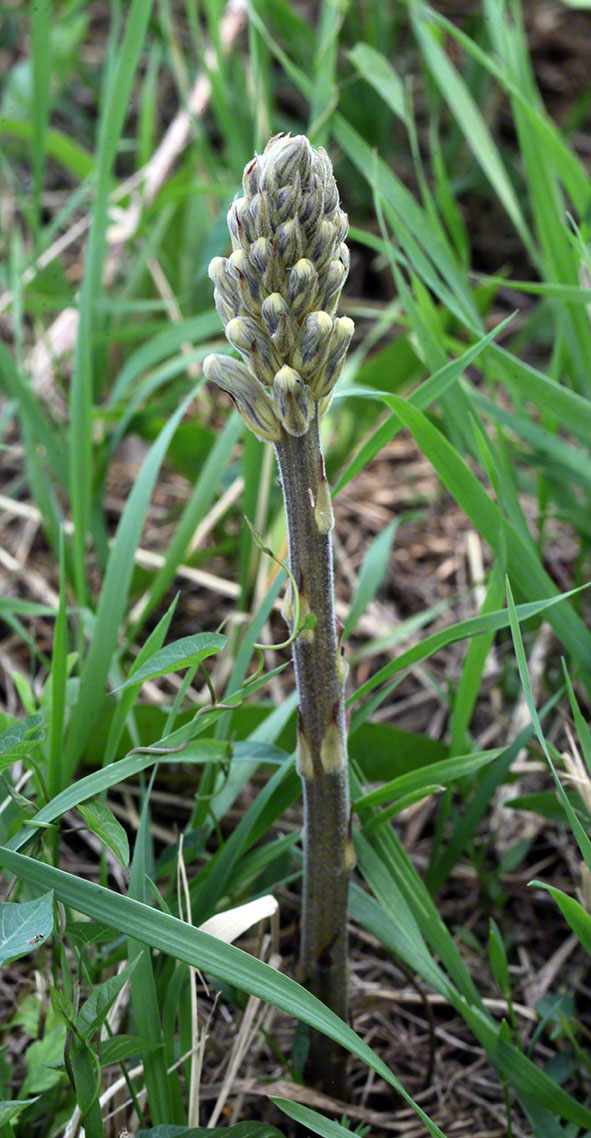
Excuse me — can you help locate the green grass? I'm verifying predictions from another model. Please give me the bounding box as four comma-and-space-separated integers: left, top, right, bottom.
1, 1, 590, 1136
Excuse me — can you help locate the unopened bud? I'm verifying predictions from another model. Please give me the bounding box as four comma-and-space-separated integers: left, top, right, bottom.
276, 217, 304, 263
204, 354, 281, 441
242, 155, 260, 197
261, 293, 297, 355
307, 218, 337, 271
227, 197, 252, 251
273, 366, 313, 437
261, 134, 312, 191
249, 237, 271, 276
227, 250, 262, 313
292, 311, 333, 378
225, 316, 282, 385
299, 175, 325, 231
213, 288, 235, 326
271, 174, 302, 227
310, 316, 354, 399
288, 258, 318, 321
319, 260, 346, 314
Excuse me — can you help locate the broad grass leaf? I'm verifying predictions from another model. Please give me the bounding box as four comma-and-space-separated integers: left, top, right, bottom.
530, 883, 591, 955
0, 117, 94, 178
76, 959, 138, 1042
77, 799, 130, 867
0, 1099, 40, 1126
0, 713, 44, 765
348, 43, 407, 124
115, 633, 226, 691
488, 919, 511, 999
334, 315, 516, 494
103, 593, 180, 768
100, 1035, 164, 1066
0, 891, 54, 966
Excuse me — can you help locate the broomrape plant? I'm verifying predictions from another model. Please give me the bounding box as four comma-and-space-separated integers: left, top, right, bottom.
204, 133, 354, 1090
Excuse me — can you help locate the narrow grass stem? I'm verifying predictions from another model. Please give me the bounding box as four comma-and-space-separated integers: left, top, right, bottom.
274, 409, 351, 1095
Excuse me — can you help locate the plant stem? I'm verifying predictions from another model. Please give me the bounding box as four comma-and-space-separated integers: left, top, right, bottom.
274, 409, 351, 1096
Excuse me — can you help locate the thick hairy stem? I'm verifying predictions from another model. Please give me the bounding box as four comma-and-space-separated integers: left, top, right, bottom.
274, 410, 351, 1096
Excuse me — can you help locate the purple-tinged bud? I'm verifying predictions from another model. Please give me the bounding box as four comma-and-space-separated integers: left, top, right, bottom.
242, 155, 260, 198
337, 242, 350, 275
227, 249, 262, 314
307, 218, 338, 272
299, 175, 324, 231
270, 174, 302, 228
249, 191, 271, 238
260, 134, 312, 191
333, 209, 349, 246
288, 258, 318, 321
227, 197, 249, 252
318, 260, 346, 314
248, 237, 271, 276
276, 217, 304, 264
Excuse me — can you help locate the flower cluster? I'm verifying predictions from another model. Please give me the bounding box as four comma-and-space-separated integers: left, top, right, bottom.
204, 134, 354, 440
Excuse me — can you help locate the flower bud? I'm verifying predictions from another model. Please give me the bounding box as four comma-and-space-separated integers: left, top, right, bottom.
260, 134, 311, 191
276, 217, 304, 263
273, 366, 313, 437
299, 175, 325, 231
248, 237, 271, 276
227, 197, 251, 251
204, 354, 281, 442
310, 316, 355, 399
225, 316, 282, 385
318, 259, 346, 314
292, 311, 333, 378
261, 293, 297, 355
307, 218, 338, 272
249, 191, 270, 239
242, 155, 260, 197
288, 258, 318, 321
213, 288, 235, 326
227, 249, 263, 313
271, 174, 302, 227
208, 256, 237, 307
